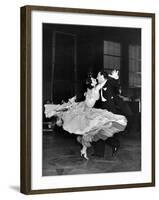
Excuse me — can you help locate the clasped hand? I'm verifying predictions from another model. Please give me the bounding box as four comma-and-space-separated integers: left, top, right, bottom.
108, 69, 119, 80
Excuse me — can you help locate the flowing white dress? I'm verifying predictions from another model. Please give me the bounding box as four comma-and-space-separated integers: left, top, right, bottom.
44, 86, 127, 147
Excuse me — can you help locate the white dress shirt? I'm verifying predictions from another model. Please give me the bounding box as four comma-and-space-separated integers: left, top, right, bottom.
99, 80, 107, 102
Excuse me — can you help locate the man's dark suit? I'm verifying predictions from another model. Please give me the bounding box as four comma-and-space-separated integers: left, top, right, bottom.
95, 78, 118, 112
92, 77, 131, 157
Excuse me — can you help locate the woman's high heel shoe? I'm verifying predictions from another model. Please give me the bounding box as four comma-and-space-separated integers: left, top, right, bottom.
80, 149, 89, 160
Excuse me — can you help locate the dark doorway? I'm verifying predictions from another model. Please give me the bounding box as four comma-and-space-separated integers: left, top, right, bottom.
52, 32, 76, 103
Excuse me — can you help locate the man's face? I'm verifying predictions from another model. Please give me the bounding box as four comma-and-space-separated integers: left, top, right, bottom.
97, 72, 105, 84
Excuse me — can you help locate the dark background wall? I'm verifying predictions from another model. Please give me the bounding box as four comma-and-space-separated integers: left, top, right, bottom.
43, 23, 141, 104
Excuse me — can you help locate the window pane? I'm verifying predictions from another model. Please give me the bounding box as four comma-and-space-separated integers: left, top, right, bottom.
104, 55, 120, 70
104, 41, 120, 56
129, 45, 141, 60
129, 45, 141, 87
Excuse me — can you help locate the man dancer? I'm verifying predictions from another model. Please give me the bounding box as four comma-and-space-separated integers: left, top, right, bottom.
92, 69, 122, 157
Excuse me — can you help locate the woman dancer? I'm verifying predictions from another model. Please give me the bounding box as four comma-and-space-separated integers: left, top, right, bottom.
44, 76, 127, 160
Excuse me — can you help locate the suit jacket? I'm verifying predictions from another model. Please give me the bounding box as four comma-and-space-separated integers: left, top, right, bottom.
95, 77, 132, 116
95, 78, 119, 113
108, 78, 133, 116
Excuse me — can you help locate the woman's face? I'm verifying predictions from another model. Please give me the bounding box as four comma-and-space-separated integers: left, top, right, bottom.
91, 77, 97, 87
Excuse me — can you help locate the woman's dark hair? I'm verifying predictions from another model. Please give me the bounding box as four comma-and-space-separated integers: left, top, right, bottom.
85, 76, 94, 89
98, 69, 108, 79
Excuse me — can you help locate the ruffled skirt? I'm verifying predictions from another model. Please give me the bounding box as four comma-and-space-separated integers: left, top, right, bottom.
45, 101, 127, 145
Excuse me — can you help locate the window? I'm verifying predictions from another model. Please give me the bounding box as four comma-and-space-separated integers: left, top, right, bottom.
103, 41, 121, 74
129, 45, 141, 88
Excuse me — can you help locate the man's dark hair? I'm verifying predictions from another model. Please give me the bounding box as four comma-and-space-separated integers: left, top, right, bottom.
98, 69, 108, 79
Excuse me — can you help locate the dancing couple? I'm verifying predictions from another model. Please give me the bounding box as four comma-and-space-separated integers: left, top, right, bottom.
45, 69, 127, 160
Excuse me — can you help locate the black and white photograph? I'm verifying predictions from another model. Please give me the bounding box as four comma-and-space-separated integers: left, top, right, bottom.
43, 23, 141, 176
20, 6, 155, 194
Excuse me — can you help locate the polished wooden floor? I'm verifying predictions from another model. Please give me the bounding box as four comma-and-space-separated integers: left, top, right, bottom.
42, 127, 141, 176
